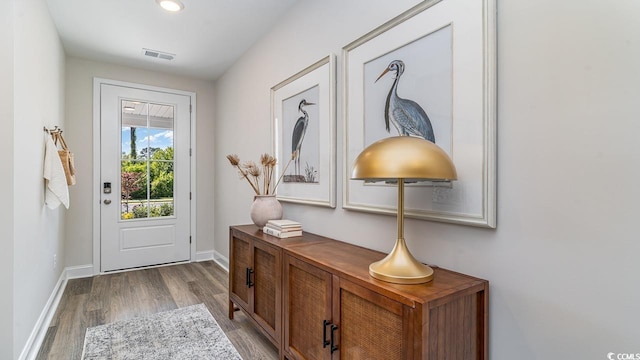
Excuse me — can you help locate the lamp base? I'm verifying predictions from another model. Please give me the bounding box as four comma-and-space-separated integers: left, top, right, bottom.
369, 237, 434, 284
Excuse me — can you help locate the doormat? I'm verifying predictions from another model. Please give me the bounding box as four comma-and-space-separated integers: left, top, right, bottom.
81, 303, 242, 359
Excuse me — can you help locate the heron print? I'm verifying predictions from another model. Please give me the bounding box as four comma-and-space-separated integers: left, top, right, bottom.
363, 25, 452, 153
291, 99, 315, 178
375, 60, 435, 142
282, 86, 320, 184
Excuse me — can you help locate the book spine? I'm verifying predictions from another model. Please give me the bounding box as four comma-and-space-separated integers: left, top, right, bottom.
265, 224, 301, 232
263, 226, 302, 238
266, 224, 302, 231
263, 226, 282, 237
266, 221, 302, 230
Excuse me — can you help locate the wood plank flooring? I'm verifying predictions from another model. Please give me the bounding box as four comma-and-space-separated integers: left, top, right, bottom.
36, 261, 278, 360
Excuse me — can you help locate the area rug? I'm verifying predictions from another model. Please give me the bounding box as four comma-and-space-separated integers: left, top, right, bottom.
81, 303, 242, 360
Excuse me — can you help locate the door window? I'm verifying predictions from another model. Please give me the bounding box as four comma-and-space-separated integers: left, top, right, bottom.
120, 100, 175, 220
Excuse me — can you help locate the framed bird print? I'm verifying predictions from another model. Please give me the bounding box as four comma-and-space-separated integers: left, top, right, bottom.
271, 54, 336, 208
343, 0, 497, 228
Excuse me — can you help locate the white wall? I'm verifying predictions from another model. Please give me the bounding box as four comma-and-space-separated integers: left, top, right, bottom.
214, 0, 425, 259
0, 1, 15, 358
64, 57, 217, 267
13, 0, 67, 357
214, 0, 640, 358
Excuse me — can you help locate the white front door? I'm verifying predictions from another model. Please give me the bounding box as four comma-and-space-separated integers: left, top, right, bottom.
100, 83, 191, 272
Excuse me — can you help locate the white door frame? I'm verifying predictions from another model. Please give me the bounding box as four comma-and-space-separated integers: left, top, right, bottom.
92, 78, 197, 275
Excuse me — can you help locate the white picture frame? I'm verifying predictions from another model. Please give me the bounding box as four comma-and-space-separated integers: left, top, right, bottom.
343, 0, 497, 228
272, 55, 336, 208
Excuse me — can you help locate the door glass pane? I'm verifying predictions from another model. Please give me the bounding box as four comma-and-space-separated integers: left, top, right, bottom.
121, 160, 148, 219
120, 100, 175, 220
150, 162, 174, 217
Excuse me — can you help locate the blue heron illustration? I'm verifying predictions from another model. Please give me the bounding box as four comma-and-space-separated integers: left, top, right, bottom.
375, 60, 435, 143
291, 99, 315, 177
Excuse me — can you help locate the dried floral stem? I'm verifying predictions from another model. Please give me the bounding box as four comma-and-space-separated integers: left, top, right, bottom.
228, 153, 287, 195
227, 155, 260, 195
261, 154, 276, 195
240, 170, 260, 195
246, 161, 262, 194
272, 151, 296, 193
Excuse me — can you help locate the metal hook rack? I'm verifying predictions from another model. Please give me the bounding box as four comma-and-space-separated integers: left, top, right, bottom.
43, 126, 63, 134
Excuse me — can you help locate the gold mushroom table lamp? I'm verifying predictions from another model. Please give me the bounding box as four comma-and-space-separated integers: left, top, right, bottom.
351, 136, 457, 284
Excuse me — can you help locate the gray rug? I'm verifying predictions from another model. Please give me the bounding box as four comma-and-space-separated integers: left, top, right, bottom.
81, 303, 242, 360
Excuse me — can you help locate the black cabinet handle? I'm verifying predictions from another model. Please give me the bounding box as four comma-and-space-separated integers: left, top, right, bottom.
322, 320, 330, 348
245, 268, 250, 287
247, 268, 254, 288
330, 324, 338, 353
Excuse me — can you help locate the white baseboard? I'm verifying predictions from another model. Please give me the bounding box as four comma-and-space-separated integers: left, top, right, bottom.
66, 264, 94, 279
19, 264, 94, 360
195, 250, 214, 262
213, 251, 229, 272
197, 250, 230, 271
19, 269, 68, 360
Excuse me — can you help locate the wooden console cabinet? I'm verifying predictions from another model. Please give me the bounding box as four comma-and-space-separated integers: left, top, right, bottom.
229, 225, 488, 360
228, 227, 282, 347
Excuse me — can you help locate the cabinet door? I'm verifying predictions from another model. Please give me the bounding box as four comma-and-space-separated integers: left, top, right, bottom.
252, 240, 281, 341
230, 234, 252, 310
336, 279, 410, 360
284, 255, 333, 360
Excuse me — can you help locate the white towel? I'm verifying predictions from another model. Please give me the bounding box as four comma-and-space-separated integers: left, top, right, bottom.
43, 136, 69, 209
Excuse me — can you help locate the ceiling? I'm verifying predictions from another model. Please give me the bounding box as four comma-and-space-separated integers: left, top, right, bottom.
46, 0, 300, 80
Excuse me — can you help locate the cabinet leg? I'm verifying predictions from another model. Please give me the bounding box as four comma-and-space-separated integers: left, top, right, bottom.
228, 299, 241, 320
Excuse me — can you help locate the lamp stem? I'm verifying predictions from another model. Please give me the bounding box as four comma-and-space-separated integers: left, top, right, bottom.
397, 178, 404, 240
367, 176, 434, 284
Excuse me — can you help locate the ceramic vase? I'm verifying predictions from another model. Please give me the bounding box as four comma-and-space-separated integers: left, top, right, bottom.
250, 195, 283, 228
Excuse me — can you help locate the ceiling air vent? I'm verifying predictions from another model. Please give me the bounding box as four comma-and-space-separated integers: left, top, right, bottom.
142, 48, 175, 61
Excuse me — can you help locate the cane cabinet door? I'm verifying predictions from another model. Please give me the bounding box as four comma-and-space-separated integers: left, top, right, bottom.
252, 239, 281, 340
229, 232, 281, 343
284, 255, 333, 360
230, 234, 251, 310
336, 279, 409, 360
284, 254, 410, 360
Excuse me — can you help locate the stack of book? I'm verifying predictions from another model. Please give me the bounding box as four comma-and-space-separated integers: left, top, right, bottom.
263, 219, 302, 238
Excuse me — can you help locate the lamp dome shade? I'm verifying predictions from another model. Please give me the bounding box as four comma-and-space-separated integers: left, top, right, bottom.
351, 136, 457, 181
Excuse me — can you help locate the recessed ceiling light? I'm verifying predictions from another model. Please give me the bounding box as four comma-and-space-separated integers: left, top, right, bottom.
156, 0, 184, 12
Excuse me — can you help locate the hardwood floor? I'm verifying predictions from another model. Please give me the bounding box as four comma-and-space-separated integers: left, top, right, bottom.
36, 261, 279, 360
